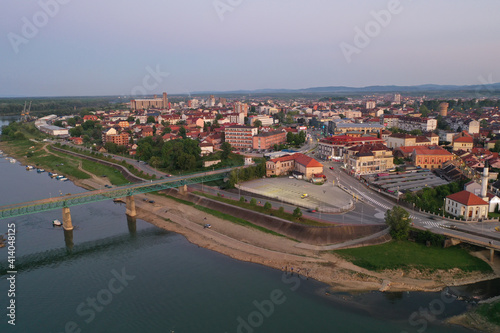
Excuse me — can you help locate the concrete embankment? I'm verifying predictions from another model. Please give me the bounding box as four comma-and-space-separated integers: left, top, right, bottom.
163, 189, 388, 246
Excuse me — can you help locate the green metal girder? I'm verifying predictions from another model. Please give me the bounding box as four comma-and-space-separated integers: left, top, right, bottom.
0, 172, 227, 220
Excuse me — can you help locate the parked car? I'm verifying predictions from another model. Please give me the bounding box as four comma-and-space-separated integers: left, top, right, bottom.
301, 193, 308, 199
204, 224, 212, 229
307, 209, 317, 213
329, 167, 334, 170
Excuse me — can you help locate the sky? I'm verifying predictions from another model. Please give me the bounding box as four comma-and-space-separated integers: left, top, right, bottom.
1, 0, 500, 97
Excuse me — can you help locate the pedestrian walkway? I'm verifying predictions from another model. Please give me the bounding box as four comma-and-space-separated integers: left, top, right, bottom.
422, 221, 445, 229
354, 188, 391, 210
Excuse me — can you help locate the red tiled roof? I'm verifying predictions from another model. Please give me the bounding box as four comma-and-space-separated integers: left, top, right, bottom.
447, 190, 488, 206
269, 153, 323, 168
454, 137, 473, 143
412, 146, 453, 156
294, 153, 323, 168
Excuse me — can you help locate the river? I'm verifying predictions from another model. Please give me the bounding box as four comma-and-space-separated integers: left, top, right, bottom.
0, 119, 492, 333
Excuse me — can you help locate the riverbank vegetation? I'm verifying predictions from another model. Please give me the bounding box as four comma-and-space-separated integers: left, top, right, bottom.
476, 301, 500, 326
334, 241, 492, 273
0, 97, 123, 117
155, 193, 293, 239
194, 191, 329, 227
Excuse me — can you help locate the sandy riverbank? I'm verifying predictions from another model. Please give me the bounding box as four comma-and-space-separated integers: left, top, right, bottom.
2, 141, 499, 293
132, 192, 500, 293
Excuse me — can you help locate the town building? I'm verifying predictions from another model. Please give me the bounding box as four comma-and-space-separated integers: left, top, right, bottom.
317, 135, 385, 160
386, 133, 437, 149
411, 146, 454, 170
266, 153, 323, 179
224, 125, 258, 150
452, 132, 474, 151
382, 115, 437, 132
333, 123, 384, 135
130, 92, 169, 110
445, 191, 488, 220
252, 130, 286, 150
345, 144, 394, 176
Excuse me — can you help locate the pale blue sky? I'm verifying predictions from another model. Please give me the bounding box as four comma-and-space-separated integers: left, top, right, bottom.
1, 0, 500, 97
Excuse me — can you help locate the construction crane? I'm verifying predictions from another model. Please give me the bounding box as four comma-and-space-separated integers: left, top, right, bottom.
21, 101, 31, 122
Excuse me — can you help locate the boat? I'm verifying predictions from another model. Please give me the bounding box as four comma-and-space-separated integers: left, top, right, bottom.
49, 173, 58, 178
26, 165, 34, 170
9, 158, 16, 164
37, 168, 45, 173
56, 175, 65, 180
59, 177, 68, 181
52, 219, 62, 226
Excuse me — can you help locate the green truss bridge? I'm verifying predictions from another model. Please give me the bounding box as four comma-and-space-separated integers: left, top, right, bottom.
0, 168, 232, 229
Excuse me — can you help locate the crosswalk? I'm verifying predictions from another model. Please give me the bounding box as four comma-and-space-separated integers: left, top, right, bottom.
421, 221, 445, 229
355, 189, 392, 210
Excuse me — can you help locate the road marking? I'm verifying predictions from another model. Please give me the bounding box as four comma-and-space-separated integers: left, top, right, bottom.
421, 221, 445, 229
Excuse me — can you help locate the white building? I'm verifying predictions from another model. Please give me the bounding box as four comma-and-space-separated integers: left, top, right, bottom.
445, 191, 489, 220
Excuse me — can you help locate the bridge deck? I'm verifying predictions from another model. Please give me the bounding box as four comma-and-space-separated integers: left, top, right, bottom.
0, 169, 231, 219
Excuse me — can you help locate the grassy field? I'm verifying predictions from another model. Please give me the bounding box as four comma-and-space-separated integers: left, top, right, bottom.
81, 160, 129, 185
1, 141, 91, 180
477, 301, 500, 326
55, 144, 155, 180
194, 191, 330, 227
335, 241, 492, 273
154, 192, 294, 239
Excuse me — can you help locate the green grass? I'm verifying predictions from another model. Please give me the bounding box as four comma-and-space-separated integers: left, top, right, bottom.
81, 160, 129, 185
334, 241, 493, 272
54, 144, 155, 180
194, 191, 329, 227
477, 301, 500, 326
154, 193, 294, 239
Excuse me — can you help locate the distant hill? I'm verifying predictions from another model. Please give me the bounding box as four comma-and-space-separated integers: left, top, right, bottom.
192, 83, 500, 95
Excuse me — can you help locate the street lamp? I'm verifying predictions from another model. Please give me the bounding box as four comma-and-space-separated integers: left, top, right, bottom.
443, 198, 446, 217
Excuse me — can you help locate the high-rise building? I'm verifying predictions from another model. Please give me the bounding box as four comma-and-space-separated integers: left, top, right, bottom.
365, 100, 376, 109
234, 102, 249, 116
394, 94, 401, 104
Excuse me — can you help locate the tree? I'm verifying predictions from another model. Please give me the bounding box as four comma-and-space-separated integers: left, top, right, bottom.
221, 142, 232, 159
179, 126, 187, 139
264, 202, 272, 210
67, 118, 77, 127
293, 207, 302, 219
250, 198, 257, 206
419, 105, 430, 117
147, 116, 156, 124
253, 120, 262, 128
385, 206, 411, 240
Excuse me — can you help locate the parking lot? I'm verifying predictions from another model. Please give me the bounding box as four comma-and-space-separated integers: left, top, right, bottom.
240, 177, 353, 211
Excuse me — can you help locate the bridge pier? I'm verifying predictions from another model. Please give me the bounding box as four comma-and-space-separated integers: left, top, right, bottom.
62, 207, 73, 231
64, 229, 74, 252
490, 249, 495, 263
127, 215, 137, 235
179, 185, 188, 196
125, 195, 137, 217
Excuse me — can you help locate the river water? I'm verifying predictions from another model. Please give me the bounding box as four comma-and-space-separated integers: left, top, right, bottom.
0, 119, 493, 333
